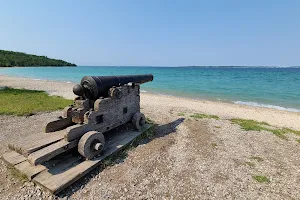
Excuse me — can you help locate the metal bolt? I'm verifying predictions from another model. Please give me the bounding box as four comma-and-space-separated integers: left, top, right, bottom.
94, 143, 102, 151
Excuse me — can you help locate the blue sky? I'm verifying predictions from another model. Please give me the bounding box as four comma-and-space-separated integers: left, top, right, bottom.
1, 0, 299, 66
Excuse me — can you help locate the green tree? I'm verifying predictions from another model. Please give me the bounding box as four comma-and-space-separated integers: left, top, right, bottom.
0, 50, 76, 67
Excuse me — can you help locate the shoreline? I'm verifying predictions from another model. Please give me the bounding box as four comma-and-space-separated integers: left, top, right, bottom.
1, 73, 300, 113
1, 73, 299, 113
1, 74, 300, 130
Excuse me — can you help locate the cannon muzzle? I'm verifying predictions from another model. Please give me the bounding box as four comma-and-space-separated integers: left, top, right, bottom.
73, 74, 153, 100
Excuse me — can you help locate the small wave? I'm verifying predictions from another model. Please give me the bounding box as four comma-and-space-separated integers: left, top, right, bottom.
233, 101, 300, 112
33, 78, 41, 81
140, 90, 147, 93
66, 81, 72, 83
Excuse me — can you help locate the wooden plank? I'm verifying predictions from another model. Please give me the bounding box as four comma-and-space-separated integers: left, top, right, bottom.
9, 130, 65, 156
28, 139, 78, 166
46, 156, 82, 175
34, 125, 151, 194
9, 131, 64, 154
15, 161, 46, 180
1, 151, 27, 166
8, 134, 47, 154
41, 153, 80, 170
64, 124, 90, 142
45, 118, 73, 133
65, 121, 133, 142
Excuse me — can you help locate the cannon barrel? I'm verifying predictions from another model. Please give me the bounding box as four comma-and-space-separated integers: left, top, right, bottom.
73, 74, 153, 100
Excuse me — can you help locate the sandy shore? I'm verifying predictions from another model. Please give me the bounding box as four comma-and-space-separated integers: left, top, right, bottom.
1, 75, 299, 130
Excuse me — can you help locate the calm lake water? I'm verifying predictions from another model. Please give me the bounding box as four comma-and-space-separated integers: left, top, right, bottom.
1, 66, 300, 112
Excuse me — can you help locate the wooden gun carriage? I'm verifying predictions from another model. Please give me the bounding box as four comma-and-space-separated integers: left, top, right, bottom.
2, 74, 153, 194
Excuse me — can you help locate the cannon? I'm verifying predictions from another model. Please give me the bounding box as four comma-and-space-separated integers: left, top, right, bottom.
3, 74, 153, 194
73, 74, 153, 100
45, 74, 154, 159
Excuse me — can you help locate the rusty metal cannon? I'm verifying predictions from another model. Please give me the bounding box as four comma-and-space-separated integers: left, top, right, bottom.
2, 74, 153, 194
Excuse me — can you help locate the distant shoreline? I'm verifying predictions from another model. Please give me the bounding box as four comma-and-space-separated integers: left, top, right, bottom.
0, 66, 77, 68
0, 49, 76, 67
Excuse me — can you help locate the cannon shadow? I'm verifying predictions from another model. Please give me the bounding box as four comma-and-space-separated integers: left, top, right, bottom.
57, 117, 185, 198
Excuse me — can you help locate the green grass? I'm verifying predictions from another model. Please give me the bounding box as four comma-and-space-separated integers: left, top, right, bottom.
252, 175, 270, 183
178, 112, 185, 116
281, 128, 300, 136
190, 113, 220, 120
230, 119, 269, 131
0, 87, 73, 116
245, 161, 255, 167
211, 143, 218, 148
296, 139, 300, 143
146, 117, 154, 124
250, 156, 264, 162
231, 118, 300, 140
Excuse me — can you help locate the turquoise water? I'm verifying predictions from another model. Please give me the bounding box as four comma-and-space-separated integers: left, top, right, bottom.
1, 66, 300, 112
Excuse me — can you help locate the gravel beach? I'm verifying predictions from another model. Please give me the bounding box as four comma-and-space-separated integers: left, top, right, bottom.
0, 75, 299, 199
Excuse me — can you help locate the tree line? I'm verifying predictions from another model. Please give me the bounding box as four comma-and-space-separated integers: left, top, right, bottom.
0, 50, 76, 67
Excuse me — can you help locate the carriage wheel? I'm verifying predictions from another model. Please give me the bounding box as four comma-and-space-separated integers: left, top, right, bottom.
78, 131, 105, 159
132, 112, 146, 131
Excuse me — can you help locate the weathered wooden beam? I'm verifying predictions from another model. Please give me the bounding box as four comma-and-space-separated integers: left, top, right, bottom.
45, 117, 73, 133
8, 130, 65, 156
15, 161, 46, 180
1, 151, 27, 166
64, 124, 90, 142
28, 139, 78, 166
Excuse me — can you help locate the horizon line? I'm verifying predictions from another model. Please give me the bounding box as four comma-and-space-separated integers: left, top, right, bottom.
75, 65, 300, 68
